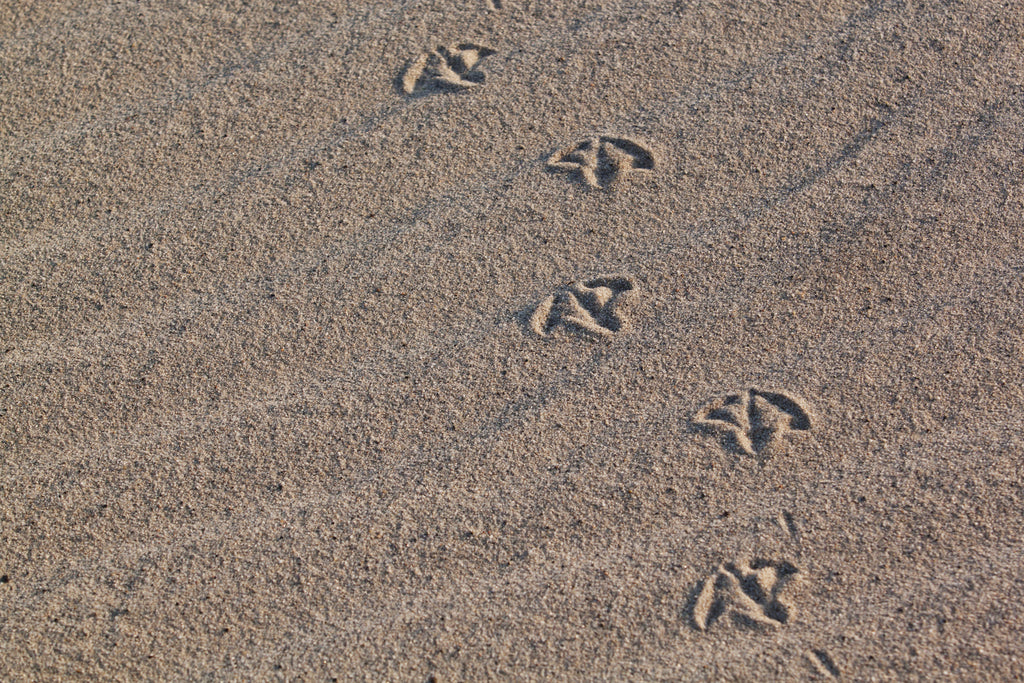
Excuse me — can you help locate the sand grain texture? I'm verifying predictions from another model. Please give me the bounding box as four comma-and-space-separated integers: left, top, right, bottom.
2, 0, 1023, 680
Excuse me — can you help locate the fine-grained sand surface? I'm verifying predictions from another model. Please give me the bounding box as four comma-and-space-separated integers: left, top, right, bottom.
2, 1, 1023, 679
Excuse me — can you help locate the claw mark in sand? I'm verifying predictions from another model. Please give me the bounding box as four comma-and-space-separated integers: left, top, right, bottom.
778, 510, 801, 544
807, 649, 841, 679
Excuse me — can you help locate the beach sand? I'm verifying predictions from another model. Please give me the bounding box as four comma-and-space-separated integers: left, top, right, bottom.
2, 0, 1023, 679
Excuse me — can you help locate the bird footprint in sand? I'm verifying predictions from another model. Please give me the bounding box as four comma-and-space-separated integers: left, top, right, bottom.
693, 388, 812, 457
402, 43, 496, 95
530, 276, 634, 339
547, 136, 655, 189
693, 558, 800, 631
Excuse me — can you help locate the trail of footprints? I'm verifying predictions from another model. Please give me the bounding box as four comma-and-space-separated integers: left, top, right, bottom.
392, 6, 835, 674
400, 37, 654, 189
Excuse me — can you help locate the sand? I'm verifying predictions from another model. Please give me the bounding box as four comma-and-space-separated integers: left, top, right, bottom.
2, 0, 1023, 679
